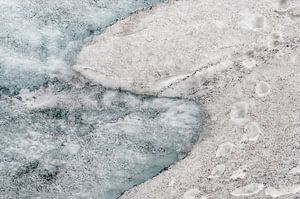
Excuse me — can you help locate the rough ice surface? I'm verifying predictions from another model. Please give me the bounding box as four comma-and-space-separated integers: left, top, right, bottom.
0, 1, 206, 198
0, 82, 205, 199
0, 0, 161, 95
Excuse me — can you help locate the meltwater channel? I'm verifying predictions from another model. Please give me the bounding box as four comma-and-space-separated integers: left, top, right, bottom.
0, 1, 206, 198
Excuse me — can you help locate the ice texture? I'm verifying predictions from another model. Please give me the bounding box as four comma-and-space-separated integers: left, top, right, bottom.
0, 0, 161, 95
0, 81, 205, 199
0, 1, 206, 198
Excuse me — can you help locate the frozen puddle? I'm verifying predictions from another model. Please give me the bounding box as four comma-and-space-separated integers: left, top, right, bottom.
0, 82, 205, 199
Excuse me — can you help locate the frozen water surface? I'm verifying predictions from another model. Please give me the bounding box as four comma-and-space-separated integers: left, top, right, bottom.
0, 82, 205, 198
0, 0, 206, 198
0, 0, 161, 94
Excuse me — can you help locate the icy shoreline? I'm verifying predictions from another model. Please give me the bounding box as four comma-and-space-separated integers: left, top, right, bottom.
1, 0, 300, 198
74, 0, 300, 198
0, 1, 209, 198
0, 0, 162, 95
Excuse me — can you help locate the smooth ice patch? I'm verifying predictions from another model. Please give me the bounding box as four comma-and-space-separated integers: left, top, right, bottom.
0, 83, 205, 199
289, 165, 300, 175
239, 11, 268, 31
265, 184, 300, 198
230, 165, 248, 180
241, 122, 261, 142
182, 189, 201, 199
255, 81, 271, 98
288, 7, 300, 18
242, 58, 257, 70
208, 164, 226, 179
215, 142, 236, 158
231, 183, 265, 197
268, 32, 284, 48
230, 102, 249, 124
275, 0, 290, 11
